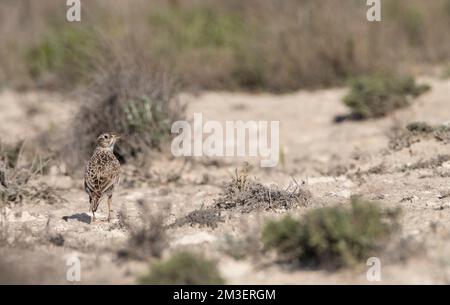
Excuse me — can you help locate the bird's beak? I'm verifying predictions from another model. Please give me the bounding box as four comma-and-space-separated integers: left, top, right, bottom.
114, 134, 122, 140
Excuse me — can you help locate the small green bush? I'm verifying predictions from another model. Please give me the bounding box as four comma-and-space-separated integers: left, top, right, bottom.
138, 252, 224, 285
343, 75, 430, 119
262, 197, 400, 268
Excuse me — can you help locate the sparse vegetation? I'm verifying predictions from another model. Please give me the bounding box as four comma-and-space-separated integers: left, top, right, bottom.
138, 252, 224, 285
405, 122, 450, 137
262, 197, 401, 268
1, 1, 450, 92
388, 122, 450, 151
117, 200, 169, 260
406, 122, 436, 134
342, 75, 430, 120
406, 122, 450, 143
1, 0, 450, 285
402, 155, 450, 171
388, 124, 419, 151
0, 142, 60, 205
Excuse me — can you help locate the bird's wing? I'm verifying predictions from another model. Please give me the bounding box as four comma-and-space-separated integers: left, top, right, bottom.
99, 171, 120, 193
85, 150, 120, 195
84, 163, 97, 196
88, 168, 118, 194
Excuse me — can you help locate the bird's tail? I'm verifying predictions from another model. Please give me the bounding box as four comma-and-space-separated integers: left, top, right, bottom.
89, 193, 102, 213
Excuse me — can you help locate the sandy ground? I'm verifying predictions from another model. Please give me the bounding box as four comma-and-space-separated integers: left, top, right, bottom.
1, 77, 450, 284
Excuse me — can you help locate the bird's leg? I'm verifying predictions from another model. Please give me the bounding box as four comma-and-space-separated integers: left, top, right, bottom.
89, 196, 96, 223
107, 195, 112, 222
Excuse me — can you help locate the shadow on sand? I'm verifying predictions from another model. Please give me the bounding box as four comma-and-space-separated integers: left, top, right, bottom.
62, 213, 91, 224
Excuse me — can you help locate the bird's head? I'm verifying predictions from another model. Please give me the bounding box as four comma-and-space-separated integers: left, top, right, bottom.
96, 132, 121, 150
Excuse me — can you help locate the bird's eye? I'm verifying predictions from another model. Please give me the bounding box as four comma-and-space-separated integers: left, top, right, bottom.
104, 135, 109, 139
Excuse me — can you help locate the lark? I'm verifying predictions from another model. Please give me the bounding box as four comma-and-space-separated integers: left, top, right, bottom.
84, 132, 121, 222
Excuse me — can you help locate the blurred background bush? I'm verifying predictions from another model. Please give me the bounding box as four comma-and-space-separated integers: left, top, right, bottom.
1, 0, 449, 93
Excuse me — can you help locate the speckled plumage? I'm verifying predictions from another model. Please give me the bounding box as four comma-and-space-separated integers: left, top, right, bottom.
84, 132, 121, 222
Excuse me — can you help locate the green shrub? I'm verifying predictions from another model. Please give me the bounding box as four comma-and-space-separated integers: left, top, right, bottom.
138, 252, 224, 285
262, 197, 400, 268
343, 75, 430, 119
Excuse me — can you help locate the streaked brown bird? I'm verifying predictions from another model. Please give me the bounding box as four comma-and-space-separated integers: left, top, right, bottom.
84, 132, 121, 222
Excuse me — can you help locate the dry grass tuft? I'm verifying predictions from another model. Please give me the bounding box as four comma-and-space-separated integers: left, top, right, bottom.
0, 141, 62, 205
214, 166, 311, 213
